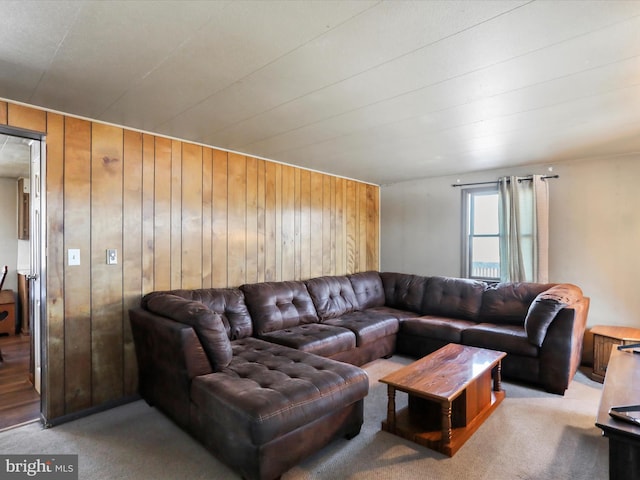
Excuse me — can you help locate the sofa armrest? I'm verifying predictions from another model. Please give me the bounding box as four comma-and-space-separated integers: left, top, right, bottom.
129, 307, 212, 428
538, 296, 590, 394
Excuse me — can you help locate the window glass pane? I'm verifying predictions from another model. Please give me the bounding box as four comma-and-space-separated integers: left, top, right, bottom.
471, 237, 500, 278
462, 187, 500, 281
473, 194, 498, 234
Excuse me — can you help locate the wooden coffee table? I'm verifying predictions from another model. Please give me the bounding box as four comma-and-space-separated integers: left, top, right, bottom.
380, 343, 506, 456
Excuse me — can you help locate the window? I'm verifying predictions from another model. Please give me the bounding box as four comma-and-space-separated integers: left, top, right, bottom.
462, 187, 500, 281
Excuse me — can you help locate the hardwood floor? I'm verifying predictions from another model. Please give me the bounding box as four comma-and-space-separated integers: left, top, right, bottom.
0, 334, 40, 431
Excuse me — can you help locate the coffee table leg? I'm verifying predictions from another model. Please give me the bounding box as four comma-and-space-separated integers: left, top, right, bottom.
387, 385, 396, 432
442, 401, 452, 447
492, 361, 502, 392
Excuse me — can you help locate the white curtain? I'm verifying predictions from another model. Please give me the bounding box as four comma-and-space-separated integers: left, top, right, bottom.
498, 175, 549, 283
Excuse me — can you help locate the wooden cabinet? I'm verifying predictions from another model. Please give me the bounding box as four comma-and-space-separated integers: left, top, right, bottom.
17, 178, 29, 240
0, 290, 16, 335
591, 325, 640, 383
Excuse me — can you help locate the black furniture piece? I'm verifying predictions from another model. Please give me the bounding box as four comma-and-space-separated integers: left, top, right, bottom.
596, 347, 640, 480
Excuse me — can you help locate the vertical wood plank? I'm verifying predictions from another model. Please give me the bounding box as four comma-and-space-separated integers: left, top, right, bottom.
44, 112, 65, 420
345, 180, 358, 274
246, 156, 258, 284
0, 102, 7, 124
264, 161, 277, 281
299, 170, 311, 280
181, 143, 203, 289
322, 175, 332, 275
330, 177, 337, 276
310, 172, 323, 278
122, 130, 143, 396
227, 153, 246, 286
358, 183, 368, 272
256, 159, 266, 283
202, 148, 213, 288
142, 135, 155, 294
212, 149, 228, 287
335, 177, 346, 275
7, 103, 46, 132
153, 137, 172, 291
170, 140, 182, 289
367, 184, 379, 271
91, 123, 124, 405
63, 117, 92, 412
294, 169, 302, 280
275, 164, 282, 281
281, 165, 295, 280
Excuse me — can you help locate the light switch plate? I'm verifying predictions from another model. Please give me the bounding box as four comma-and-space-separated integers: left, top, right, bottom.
107, 249, 117, 265
68, 249, 80, 266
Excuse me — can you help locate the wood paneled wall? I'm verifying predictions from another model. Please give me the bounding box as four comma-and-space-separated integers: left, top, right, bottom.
0, 100, 379, 421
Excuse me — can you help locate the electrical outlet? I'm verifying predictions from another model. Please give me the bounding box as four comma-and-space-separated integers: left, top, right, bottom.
107, 249, 118, 265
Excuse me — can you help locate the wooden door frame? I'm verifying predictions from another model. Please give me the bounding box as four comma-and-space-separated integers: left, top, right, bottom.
0, 124, 46, 424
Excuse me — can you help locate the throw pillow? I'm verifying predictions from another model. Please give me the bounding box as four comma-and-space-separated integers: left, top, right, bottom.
524, 285, 582, 347
525, 297, 565, 347
146, 294, 232, 370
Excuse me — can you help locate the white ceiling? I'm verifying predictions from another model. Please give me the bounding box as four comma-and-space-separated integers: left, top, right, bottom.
1, 0, 639, 185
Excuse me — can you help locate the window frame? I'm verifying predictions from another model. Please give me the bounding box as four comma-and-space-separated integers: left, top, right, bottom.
461, 185, 500, 281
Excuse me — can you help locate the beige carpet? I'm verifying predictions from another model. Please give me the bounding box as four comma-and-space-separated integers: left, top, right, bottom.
0, 356, 608, 480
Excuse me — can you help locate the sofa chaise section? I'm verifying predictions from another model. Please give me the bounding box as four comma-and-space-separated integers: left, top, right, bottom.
190, 337, 368, 480
130, 289, 368, 480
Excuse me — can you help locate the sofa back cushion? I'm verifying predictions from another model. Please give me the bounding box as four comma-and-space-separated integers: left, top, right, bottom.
480, 282, 554, 325
240, 281, 319, 335
143, 288, 252, 340
144, 294, 232, 371
525, 284, 583, 347
380, 272, 429, 313
349, 271, 385, 309
305, 276, 359, 320
421, 276, 485, 321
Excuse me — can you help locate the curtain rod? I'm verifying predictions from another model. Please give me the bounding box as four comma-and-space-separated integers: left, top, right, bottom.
451, 174, 559, 188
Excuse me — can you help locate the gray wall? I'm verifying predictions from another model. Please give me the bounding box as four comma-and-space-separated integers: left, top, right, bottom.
381, 153, 640, 329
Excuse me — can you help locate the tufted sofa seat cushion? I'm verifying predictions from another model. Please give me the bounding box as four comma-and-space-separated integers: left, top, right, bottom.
305, 276, 359, 320
401, 316, 476, 344
190, 337, 369, 446
462, 323, 539, 358
143, 288, 252, 340
324, 310, 399, 346
367, 305, 421, 321
257, 323, 356, 357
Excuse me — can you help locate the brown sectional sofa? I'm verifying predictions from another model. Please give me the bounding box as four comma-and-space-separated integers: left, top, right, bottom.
129, 271, 589, 480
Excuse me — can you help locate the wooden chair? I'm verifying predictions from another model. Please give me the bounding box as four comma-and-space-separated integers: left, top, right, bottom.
0, 266, 8, 361
0, 265, 7, 291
